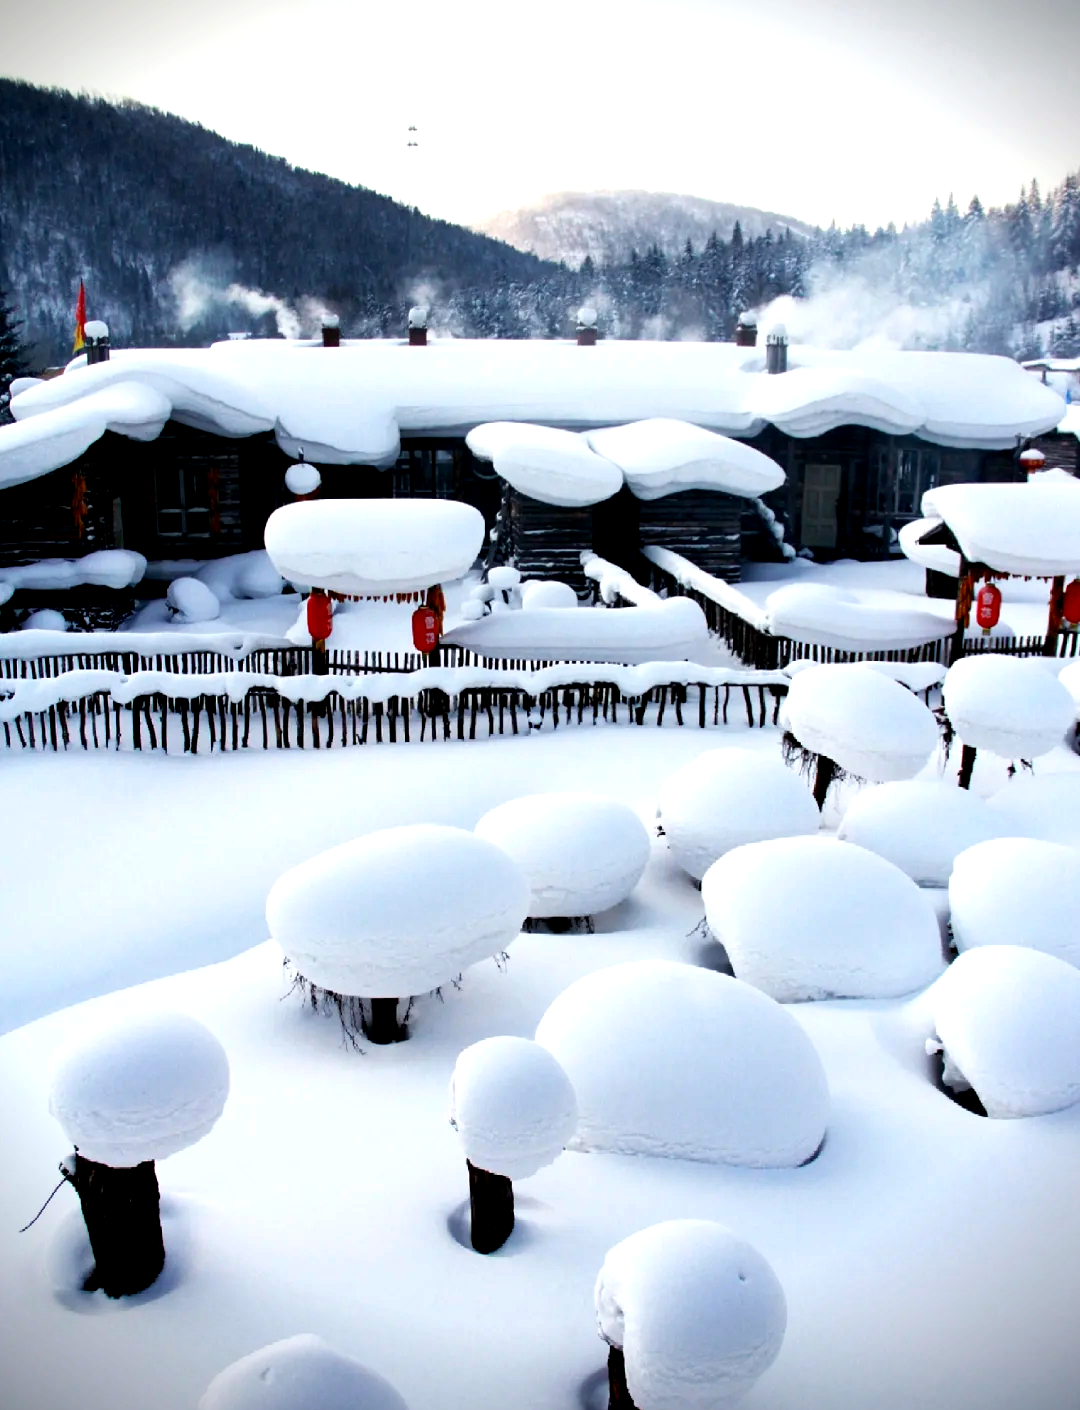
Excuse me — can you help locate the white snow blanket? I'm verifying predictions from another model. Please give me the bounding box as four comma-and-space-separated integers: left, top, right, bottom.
942, 654, 1075, 760
167, 577, 221, 624
898, 517, 960, 577
198, 1335, 410, 1410
449, 1036, 578, 1180
912, 946, 1080, 1118
194, 550, 285, 601
474, 793, 650, 918
921, 479, 1080, 576
595, 1220, 786, 1410
949, 837, 1080, 969
442, 597, 708, 664
785, 657, 946, 694
764, 583, 951, 652
466, 423, 622, 507
266, 825, 529, 998
703, 837, 944, 1001
49, 1011, 229, 1168
263, 500, 484, 595
520, 579, 578, 610
783, 664, 940, 781
535, 960, 829, 1167
581, 552, 661, 607
657, 747, 820, 881
837, 781, 1006, 887
0, 549, 146, 593
987, 771, 1080, 848
19, 608, 67, 631
584, 418, 784, 500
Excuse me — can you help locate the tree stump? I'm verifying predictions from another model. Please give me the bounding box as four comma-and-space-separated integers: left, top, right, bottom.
957, 743, 977, 791
364, 997, 406, 1045
607, 1345, 637, 1409
69, 1153, 165, 1297
467, 1159, 514, 1253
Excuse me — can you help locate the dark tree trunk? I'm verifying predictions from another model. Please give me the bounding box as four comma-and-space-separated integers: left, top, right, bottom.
70, 1153, 165, 1297
364, 996, 406, 1044
957, 743, 977, 790
812, 754, 837, 810
607, 1345, 636, 1409
467, 1159, 514, 1253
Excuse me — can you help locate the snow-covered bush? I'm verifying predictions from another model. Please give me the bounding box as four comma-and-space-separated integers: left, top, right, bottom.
837, 780, 1005, 886
474, 793, 650, 923
487, 565, 521, 591
942, 654, 1074, 778
949, 837, 1080, 968
702, 837, 944, 1001
199, 1334, 409, 1410
266, 824, 529, 1043
986, 771, 1080, 848
914, 946, 1080, 1118
459, 598, 486, 621
534, 960, 828, 1167
48, 1011, 229, 1297
657, 748, 820, 881
166, 576, 220, 623
20, 608, 68, 631
449, 1035, 577, 1252
520, 579, 578, 610
595, 1220, 786, 1410
196, 549, 285, 601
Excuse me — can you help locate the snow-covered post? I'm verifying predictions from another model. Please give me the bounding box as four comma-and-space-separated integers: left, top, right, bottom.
284, 459, 321, 501
449, 1036, 577, 1253
48, 1012, 229, 1298
942, 654, 1075, 789
84, 319, 110, 364
577, 305, 599, 346
199, 1334, 410, 1410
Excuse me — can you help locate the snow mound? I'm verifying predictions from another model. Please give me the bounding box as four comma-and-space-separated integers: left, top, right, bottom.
922, 480, 1080, 577
285, 461, 322, 496
987, 771, 1080, 848
837, 781, 1006, 886
466, 422, 622, 508
784, 664, 940, 781
702, 837, 944, 1001
520, 579, 578, 610
534, 960, 828, 1166
949, 838, 1080, 968
263, 499, 485, 596
266, 824, 529, 998
657, 748, 820, 881
49, 1011, 230, 1168
442, 596, 708, 664
914, 946, 1080, 1118
0, 549, 147, 593
488, 565, 521, 590
167, 576, 221, 623
595, 1220, 786, 1410
199, 1334, 409, 1410
765, 583, 950, 652
20, 608, 68, 631
474, 793, 650, 918
943, 654, 1075, 761
1059, 659, 1080, 715
449, 1036, 578, 1180
196, 550, 285, 601
898, 517, 959, 577
584, 418, 784, 500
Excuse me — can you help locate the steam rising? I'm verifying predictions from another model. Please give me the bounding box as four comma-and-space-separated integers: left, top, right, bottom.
169, 259, 336, 339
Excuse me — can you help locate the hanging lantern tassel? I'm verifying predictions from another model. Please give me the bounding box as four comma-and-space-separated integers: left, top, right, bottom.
1062, 579, 1080, 629
975, 582, 1001, 634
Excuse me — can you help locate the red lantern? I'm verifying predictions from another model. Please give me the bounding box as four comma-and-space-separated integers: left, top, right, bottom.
306, 591, 333, 642
1063, 579, 1080, 627
975, 582, 1002, 631
412, 605, 440, 653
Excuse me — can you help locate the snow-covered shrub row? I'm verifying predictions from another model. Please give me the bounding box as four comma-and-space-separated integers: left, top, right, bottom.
199, 1334, 410, 1410
166, 576, 221, 624
702, 837, 944, 1002
942, 654, 1075, 763
474, 793, 650, 919
837, 780, 1005, 887
595, 1220, 786, 1410
449, 1036, 577, 1180
914, 946, 1080, 1118
949, 838, 1080, 968
657, 747, 820, 881
535, 960, 828, 1167
987, 771, 1080, 849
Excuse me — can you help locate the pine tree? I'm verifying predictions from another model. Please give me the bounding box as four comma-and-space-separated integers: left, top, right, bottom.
0, 284, 29, 424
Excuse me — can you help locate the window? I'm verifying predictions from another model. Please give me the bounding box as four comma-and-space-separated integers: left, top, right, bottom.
155, 463, 212, 538
869, 445, 940, 520
392, 447, 457, 499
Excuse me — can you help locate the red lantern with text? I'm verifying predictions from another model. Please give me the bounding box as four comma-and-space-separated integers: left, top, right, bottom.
975, 582, 1002, 632
306, 591, 333, 642
412, 605, 440, 653
1063, 579, 1080, 628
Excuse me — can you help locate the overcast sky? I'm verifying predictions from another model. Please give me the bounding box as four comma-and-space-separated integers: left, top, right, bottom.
5, 0, 1079, 232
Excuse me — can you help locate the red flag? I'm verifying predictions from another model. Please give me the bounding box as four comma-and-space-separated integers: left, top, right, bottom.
73, 281, 86, 354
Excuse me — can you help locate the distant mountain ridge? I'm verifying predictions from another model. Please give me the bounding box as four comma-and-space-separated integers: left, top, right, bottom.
473, 190, 817, 269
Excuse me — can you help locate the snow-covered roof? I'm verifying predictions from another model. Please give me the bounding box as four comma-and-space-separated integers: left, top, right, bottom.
442, 596, 709, 664
1, 338, 1065, 490
583, 418, 784, 501
920, 478, 1080, 576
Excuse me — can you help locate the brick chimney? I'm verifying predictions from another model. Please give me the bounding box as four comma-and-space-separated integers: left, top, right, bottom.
321, 314, 340, 348
576, 305, 598, 346
408, 305, 429, 346
1020, 447, 1047, 478
766, 325, 788, 374
734, 314, 757, 347
85, 320, 110, 364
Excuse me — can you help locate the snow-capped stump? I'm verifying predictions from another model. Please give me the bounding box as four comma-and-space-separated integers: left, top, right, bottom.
474, 793, 651, 927
915, 946, 1080, 1118
534, 960, 828, 1167
266, 825, 530, 1044
986, 771, 1080, 849
595, 1220, 786, 1410
949, 837, 1080, 969
48, 1011, 229, 1298
942, 654, 1075, 788
702, 837, 944, 1001
199, 1334, 410, 1410
167, 575, 221, 623
656, 748, 820, 881
449, 1035, 577, 1253
20, 607, 67, 631
837, 780, 1005, 887
520, 578, 578, 610
783, 664, 940, 807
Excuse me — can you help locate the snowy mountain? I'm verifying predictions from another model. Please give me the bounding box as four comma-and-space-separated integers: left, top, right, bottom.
473, 191, 816, 269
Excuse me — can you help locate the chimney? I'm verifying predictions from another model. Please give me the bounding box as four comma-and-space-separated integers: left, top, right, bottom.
408, 305, 429, 347
85, 320, 110, 364
766, 325, 788, 374
734, 314, 757, 347
321, 314, 340, 348
1020, 447, 1047, 478
576, 305, 598, 346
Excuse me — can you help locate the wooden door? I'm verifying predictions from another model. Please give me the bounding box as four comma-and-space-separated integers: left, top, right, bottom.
801, 463, 842, 548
